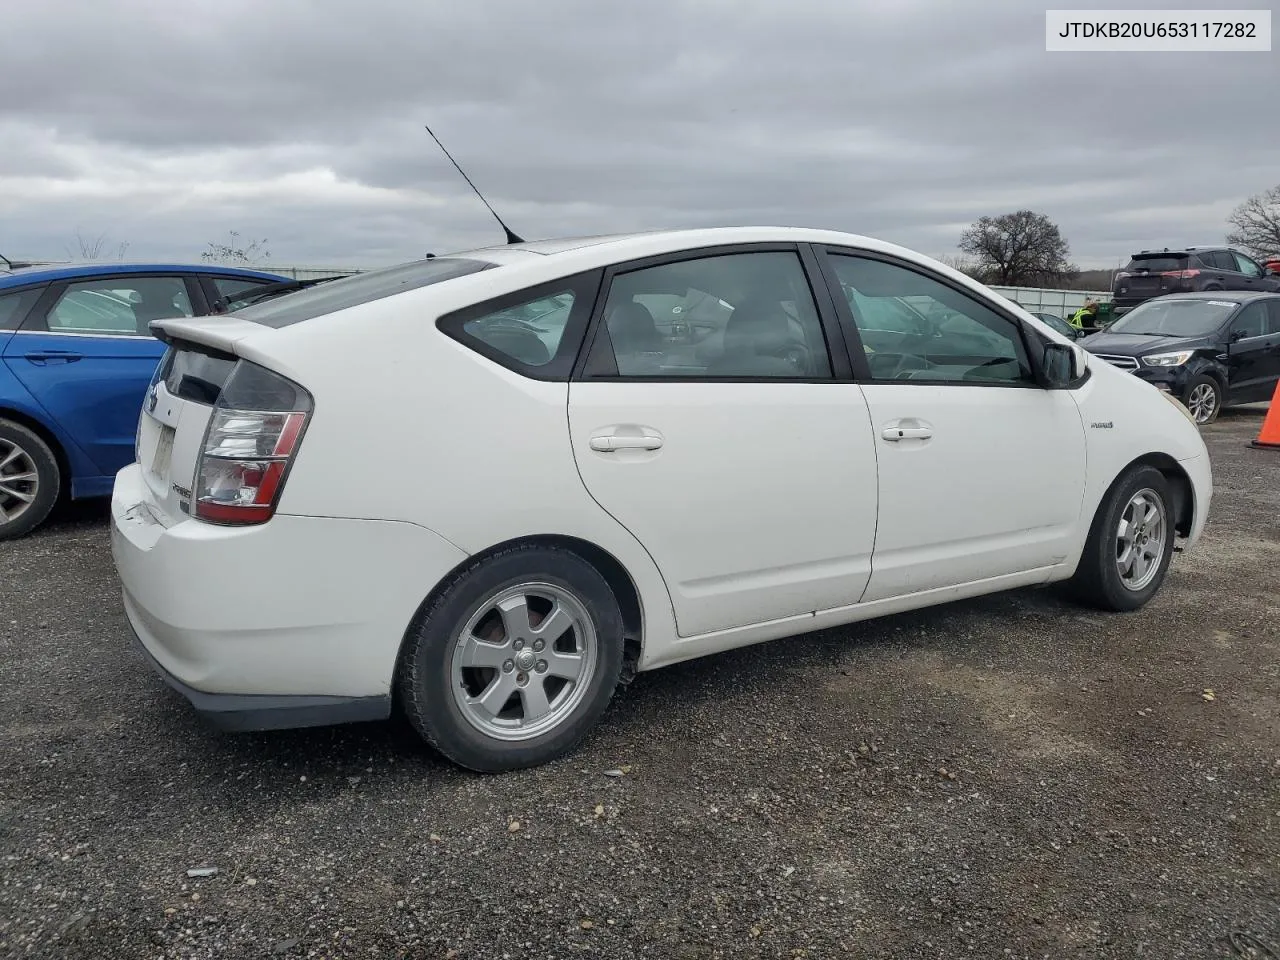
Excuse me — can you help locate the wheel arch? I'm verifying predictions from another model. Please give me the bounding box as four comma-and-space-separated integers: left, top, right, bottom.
1118, 452, 1195, 538
393, 533, 646, 694
0, 405, 71, 498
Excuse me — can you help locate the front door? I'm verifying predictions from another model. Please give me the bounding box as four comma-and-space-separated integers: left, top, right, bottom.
818, 248, 1087, 602
1225, 301, 1278, 403
567, 247, 879, 638
1, 274, 193, 477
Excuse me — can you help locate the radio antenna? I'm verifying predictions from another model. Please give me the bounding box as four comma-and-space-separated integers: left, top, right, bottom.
424, 125, 524, 245
0, 253, 13, 270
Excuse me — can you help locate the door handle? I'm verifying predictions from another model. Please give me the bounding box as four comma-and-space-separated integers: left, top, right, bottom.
881, 421, 933, 441
25, 351, 83, 365
589, 434, 664, 452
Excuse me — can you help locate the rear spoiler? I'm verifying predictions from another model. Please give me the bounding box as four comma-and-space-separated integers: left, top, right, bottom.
1132, 251, 1190, 260
149, 316, 265, 355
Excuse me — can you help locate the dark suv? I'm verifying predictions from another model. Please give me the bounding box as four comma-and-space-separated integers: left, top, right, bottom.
1081, 291, 1280, 424
1111, 246, 1280, 317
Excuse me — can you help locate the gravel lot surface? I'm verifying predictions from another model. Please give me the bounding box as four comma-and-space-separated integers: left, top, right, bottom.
1, 407, 1277, 960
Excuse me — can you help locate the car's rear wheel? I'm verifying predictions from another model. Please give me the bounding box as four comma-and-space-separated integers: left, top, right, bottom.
1067, 465, 1176, 612
398, 545, 625, 772
1184, 374, 1222, 425
0, 419, 60, 541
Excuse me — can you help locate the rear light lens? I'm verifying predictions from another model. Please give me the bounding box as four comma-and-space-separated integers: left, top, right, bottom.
1160, 269, 1201, 280
194, 361, 312, 525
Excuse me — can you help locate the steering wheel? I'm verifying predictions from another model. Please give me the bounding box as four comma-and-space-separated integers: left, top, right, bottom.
888, 353, 936, 380
774, 342, 813, 375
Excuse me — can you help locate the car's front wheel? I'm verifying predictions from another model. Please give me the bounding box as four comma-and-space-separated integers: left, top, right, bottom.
1184, 374, 1222, 425
1067, 466, 1177, 612
398, 545, 625, 772
0, 419, 60, 541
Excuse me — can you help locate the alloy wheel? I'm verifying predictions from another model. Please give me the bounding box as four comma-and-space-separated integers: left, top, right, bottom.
0, 439, 39, 525
1115, 488, 1167, 592
450, 582, 597, 741
1186, 382, 1218, 424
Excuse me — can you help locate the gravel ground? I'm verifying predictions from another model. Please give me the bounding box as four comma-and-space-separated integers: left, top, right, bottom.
1, 407, 1277, 960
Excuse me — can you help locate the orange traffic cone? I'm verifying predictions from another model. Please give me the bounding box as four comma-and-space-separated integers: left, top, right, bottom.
1250, 380, 1280, 450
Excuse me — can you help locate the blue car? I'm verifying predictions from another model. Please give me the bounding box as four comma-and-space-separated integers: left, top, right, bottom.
0, 262, 289, 538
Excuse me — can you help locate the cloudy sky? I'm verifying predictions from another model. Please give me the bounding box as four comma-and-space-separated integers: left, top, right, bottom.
1, 0, 1275, 270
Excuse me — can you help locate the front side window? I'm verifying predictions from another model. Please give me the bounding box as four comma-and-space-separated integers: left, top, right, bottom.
1233, 252, 1262, 277
1230, 302, 1266, 339
1265, 299, 1280, 336
828, 254, 1033, 384
46, 276, 193, 335
589, 251, 832, 379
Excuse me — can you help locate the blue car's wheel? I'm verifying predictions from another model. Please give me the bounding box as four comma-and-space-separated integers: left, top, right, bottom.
0, 419, 60, 541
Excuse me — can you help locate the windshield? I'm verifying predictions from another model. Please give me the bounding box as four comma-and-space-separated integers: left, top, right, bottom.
1107, 299, 1236, 337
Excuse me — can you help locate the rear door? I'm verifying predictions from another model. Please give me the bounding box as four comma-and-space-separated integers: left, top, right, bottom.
567, 245, 879, 638
0, 274, 194, 476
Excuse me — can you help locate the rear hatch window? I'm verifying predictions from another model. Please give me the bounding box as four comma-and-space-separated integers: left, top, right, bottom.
229, 257, 495, 328
1124, 254, 1190, 273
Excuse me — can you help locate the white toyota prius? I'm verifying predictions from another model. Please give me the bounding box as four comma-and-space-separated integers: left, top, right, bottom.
111, 228, 1212, 772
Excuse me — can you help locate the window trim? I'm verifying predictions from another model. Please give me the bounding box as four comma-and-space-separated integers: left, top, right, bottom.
21, 272, 203, 339
814, 245, 1063, 390
436, 269, 605, 381
570, 242, 852, 384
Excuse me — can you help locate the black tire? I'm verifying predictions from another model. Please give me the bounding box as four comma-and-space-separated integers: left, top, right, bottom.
1067, 465, 1176, 612
0, 419, 61, 541
398, 544, 625, 772
1184, 373, 1222, 425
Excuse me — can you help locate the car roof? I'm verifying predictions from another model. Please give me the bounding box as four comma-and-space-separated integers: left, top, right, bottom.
0, 262, 287, 290
1144, 290, 1278, 304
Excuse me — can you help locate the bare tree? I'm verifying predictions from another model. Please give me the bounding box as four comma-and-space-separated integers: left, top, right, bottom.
958, 211, 1074, 286
201, 230, 271, 266
936, 254, 989, 282
1226, 185, 1280, 260
65, 230, 129, 261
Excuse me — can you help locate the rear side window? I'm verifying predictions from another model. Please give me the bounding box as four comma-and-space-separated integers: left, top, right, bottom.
1203, 251, 1237, 271
232, 258, 494, 328
0, 287, 43, 330
438, 270, 602, 380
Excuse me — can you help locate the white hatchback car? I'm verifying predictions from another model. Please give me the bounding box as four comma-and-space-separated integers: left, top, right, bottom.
111, 228, 1212, 771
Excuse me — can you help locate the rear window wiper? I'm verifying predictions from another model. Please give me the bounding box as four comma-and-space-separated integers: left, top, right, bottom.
215, 276, 347, 313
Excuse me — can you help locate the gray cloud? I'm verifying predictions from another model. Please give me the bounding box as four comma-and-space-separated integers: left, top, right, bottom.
1, 0, 1274, 269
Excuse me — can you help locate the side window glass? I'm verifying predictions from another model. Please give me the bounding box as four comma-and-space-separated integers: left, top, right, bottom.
1233, 252, 1261, 277
1266, 300, 1280, 336
829, 254, 1034, 384
1232, 303, 1265, 339
0, 288, 42, 330
592, 251, 831, 379
461, 289, 576, 367
1206, 251, 1234, 271
47, 277, 193, 335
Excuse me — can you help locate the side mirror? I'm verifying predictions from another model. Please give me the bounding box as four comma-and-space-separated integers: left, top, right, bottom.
1042, 342, 1080, 388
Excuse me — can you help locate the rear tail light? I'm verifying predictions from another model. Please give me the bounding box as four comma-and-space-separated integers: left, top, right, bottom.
1160, 269, 1201, 280
194, 361, 312, 525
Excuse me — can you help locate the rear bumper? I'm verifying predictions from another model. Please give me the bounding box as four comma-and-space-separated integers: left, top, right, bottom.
111, 463, 468, 730
127, 620, 391, 730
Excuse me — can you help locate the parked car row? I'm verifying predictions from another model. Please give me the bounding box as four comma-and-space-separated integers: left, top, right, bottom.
1111, 245, 1280, 317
